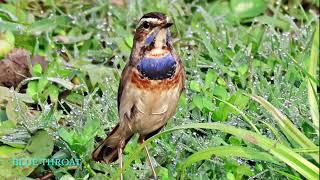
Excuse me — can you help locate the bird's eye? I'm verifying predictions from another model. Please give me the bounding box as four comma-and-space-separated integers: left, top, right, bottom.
142, 22, 150, 29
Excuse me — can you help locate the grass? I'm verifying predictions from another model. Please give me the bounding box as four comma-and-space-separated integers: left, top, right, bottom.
0, 0, 319, 179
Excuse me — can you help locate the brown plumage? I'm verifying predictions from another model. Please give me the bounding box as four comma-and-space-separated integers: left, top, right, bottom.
92, 12, 185, 165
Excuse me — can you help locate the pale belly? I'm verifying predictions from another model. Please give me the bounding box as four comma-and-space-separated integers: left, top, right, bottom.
119, 80, 181, 136
133, 86, 180, 135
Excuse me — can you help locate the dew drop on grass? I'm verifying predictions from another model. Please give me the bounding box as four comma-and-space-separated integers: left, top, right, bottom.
106, 41, 112, 45
16, 25, 23, 34
44, 104, 51, 111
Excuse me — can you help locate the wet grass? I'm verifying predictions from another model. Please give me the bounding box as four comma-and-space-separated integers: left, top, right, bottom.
0, 0, 319, 179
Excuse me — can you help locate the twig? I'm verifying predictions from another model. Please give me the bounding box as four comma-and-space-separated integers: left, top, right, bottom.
37, 172, 53, 180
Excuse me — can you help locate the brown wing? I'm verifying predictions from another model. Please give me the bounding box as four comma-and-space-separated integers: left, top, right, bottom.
171, 48, 186, 93
117, 64, 132, 111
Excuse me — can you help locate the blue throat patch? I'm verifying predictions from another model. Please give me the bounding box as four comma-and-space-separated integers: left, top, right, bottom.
137, 53, 177, 80
145, 32, 156, 46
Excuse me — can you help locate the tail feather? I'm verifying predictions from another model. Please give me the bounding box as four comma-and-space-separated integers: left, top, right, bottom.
92, 123, 133, 163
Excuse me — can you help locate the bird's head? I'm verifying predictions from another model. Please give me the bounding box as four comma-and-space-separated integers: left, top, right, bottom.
129, 12, 178, 80
133, 12, 173, 53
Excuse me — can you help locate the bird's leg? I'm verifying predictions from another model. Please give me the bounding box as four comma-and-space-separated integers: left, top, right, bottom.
143, 140, 157, 179
118, 147, 123, 180
118, 139, 125, 180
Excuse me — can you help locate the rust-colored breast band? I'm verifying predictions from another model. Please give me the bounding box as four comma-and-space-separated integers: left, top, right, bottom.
130, 67, 181, 91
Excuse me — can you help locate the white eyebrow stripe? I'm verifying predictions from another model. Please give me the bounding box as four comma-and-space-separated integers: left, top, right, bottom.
137, 18, 162, 27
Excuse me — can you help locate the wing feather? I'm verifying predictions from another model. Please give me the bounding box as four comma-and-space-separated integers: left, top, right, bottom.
117, 64, 131, 111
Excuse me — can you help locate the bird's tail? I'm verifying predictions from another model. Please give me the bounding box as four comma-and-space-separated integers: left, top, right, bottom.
92, 123, 133, 163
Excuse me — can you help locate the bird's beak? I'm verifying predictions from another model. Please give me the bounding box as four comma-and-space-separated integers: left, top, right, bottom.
162, 22, 173, 28
144, 21, 173, 47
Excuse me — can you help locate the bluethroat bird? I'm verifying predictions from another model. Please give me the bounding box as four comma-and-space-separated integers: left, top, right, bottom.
92, 12, 185, 179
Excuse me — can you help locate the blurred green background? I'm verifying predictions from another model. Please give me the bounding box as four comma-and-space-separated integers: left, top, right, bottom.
0, 0, 319, 179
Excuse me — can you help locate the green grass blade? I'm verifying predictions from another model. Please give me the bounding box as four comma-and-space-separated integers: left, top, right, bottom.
212, 96, 260, 133
293, 148, 320, 153
249, 95, 319, 163
307, 24, 319, 134
272, 169, 303, 180
258, 120, 286, 145
116, 123, 319, 180
178, 145, 280, 179
16, 77, 76, 91
288, 54, 319, 85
